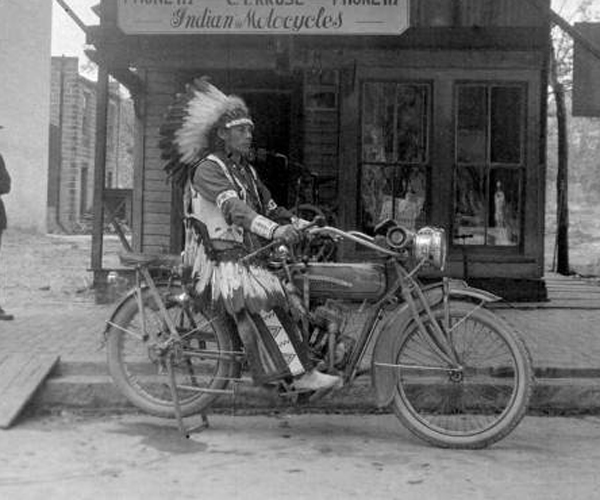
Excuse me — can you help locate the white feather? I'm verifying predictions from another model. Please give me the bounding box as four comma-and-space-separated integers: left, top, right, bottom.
175, 82, 229, 164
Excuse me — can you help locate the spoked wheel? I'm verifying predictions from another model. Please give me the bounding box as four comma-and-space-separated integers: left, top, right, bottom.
106, 285, 241, 418
392, 301, 533, 449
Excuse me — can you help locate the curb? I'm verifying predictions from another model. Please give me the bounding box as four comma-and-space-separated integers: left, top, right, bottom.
29, 361, 600, 415
528, 378, 600, 413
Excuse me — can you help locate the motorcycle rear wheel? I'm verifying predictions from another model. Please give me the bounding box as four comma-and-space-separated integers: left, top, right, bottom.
106, 286, 241, 418
391, 301, 533, 449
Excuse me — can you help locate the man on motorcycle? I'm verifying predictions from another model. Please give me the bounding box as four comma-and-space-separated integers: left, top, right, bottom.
160, 78, 341, 392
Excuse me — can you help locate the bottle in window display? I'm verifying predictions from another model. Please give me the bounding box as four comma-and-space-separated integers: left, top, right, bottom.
494, 181, 506, 228
494, 181, 510, 245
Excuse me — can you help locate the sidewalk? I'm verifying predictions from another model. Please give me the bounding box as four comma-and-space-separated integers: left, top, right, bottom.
1, 272, 600, 415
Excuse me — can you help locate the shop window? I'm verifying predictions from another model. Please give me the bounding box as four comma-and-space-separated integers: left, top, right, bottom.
454, 83, 525, 247
360, 82, 430, 233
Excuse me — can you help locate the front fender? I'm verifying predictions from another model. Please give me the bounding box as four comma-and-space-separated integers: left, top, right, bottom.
371, 281, 500, 408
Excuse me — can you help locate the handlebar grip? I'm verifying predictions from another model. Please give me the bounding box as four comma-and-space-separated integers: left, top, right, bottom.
306, 215, 326, 229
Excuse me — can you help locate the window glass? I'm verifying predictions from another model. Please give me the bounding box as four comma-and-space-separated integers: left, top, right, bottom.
361, 164, 427, 231
362, 82, 396, 163
454, 166, 487, 245
456, 86, 487, 164
453, 83, 525, 247
396, 86, 428, 163
490, 87, 523, 164
360, 82, 430, 233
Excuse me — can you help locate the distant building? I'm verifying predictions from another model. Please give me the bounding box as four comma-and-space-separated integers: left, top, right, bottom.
0, 0, 52, 231
48, 56, 134, 233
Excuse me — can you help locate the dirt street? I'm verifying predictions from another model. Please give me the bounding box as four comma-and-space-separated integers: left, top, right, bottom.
0, 412, 598, 500
0, 229, 123, 308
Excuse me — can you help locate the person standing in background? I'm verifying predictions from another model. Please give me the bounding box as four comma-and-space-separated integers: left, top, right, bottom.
0, 146, 14, 321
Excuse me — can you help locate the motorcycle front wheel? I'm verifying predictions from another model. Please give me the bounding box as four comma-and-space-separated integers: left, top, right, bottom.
391, 301, 533, 449
106, 286, 241, 418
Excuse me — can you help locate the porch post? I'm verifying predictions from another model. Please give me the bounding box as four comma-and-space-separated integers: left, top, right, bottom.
91, 65, 109, 278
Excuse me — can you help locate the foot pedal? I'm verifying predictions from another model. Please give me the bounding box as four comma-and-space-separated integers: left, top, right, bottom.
308, 385, 337, 403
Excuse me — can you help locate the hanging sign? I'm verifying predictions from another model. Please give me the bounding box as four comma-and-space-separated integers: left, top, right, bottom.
573, 22, 600, 117
117, 0, 410, 36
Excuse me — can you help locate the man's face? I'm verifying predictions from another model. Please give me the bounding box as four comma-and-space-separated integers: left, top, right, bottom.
220, 124, 253, 156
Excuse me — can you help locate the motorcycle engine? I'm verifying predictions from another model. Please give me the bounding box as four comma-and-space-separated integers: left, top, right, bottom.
309, 301, 355, 370
267, 244, 291, 269
313, 302, 343, 333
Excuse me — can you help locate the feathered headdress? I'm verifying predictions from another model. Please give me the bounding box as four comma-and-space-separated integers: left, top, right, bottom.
159, 77, 253, 185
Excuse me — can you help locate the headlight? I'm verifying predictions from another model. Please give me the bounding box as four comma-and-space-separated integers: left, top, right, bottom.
413, 227, 447, 270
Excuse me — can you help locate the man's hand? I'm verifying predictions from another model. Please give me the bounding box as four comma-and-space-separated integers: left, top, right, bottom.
273, 224, 301, 245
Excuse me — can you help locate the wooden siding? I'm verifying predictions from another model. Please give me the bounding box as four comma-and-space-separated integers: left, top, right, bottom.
140, 69, 177, 254
413, 0, 548, 27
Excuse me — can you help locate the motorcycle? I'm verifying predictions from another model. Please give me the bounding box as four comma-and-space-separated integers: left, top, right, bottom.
104, 219, 533, 449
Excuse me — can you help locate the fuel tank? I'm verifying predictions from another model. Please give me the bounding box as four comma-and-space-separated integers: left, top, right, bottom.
290, 262, 387, 301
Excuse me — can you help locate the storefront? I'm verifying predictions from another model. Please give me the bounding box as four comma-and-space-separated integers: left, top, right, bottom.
88, 0, 551, 300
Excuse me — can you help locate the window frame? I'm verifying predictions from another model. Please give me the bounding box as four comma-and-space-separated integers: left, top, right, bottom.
357, 78, 433, 234
452, 80, 528, 251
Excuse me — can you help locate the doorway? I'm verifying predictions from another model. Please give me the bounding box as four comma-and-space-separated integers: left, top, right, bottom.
242, 91, 292, 206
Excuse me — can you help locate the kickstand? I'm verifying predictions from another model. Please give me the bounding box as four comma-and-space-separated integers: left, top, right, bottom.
166, 355, 210, 438
185, 413, 210, 435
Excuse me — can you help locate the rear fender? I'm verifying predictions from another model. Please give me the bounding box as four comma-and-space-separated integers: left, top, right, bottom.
371, 281, 500, 408
103, 282, 179, 337
104, 287, 141, 337
103, 283, 243, 354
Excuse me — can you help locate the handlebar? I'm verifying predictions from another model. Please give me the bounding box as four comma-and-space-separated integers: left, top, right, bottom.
240, 216, 329, 263
240, 212, 408, 264
309, 226, 402, 257
240, 222, 402, 262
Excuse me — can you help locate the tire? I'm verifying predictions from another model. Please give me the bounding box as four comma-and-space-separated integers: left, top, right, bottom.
391, 301, 533, 449
106, 285, 241, 418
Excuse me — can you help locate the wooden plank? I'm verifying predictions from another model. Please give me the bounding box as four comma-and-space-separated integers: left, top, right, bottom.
144, 182, 171, 195
547, 288, 600, 295
144, 223, 171, 237
0, 354, 59, 429
143, 241, 169, 254
144, 201, 171, 213
414, 0, 545, 27
0, 355, 28, 395
143, 188, 171, 203
143, 212, 171, 225
547, 281, 600, 287
549, 294, 600, 301
540, 273, 600, 308
546, 281, 600, 287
